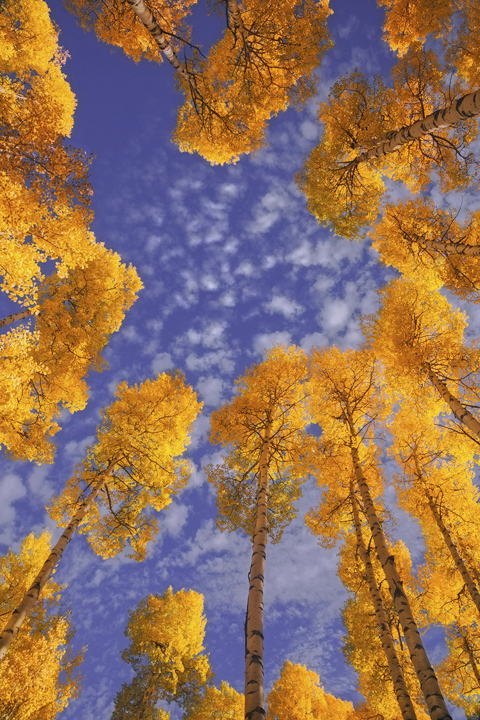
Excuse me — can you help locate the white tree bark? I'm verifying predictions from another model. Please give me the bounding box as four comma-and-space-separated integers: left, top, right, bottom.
351, 445, 452, 720
427, 366, 480, 440
350, 482, 418, 720
125, 0, 189, 80
245, 421, 272, 720
346, 89, 480, 169
0, 459, 116, 660
0, 309, 33, 329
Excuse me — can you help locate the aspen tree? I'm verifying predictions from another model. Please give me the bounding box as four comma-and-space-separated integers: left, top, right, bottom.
111, 589, 212, 720
338, 529, 428, 720
364, 277, 480, 446
266, 660, 353, 720
306, 454, 421, 719
389, 408, 480, 619
63, 0, 196, 64
297, 46, 479, 236
0, 532, 83, 719
173, 0, 332, 164
207, 345, 316, 720
0, 247, 142, 464
1, 0, 94, 301
437, 624, 480, 714
183, 681, 243, 720
379, 0, 480, 90
63, 0, 332, 164
370, 197, 480, 303
0, 372, 201, 659
307, 346, 452, 719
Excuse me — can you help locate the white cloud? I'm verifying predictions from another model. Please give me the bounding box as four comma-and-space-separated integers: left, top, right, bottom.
185, 349, 235, 374
160, 501, 190, 538
235, 260, 255, 276
265, 294, 303, 319
0, 474, 26, 542
27, 465, 52, 502
300, 119, 321, 141
319, 298, 351, 333
220, 290, 236, 307
299, 331, 328, 351
63, 435, 95, 462
151, 352, 174, 374
253, 331, 292, 357
197, 376, 224, 407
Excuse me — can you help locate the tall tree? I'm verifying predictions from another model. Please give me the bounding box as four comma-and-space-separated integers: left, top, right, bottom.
370, 197, 480, 303
207, 345, 316, 720
266, 660, 353, 720
1, 0, 94, 305
183, 681, 243, 720
297, 46, 480, 236
63, 0, 332, 164
111, 588, 212, 720
378, 0, 480, 92
364, 276, 480, 446
173, 0, 332, 164
389, 407, 480, 619
0, 246, 142, 464
0, 532, 84, 719
0, 371, 201, 658
338, 530, 428, 720
306, 346, 452, 719
305, 448, 421, 718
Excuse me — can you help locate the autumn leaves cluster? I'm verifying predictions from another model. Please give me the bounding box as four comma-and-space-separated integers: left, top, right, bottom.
3, 0, 480, 718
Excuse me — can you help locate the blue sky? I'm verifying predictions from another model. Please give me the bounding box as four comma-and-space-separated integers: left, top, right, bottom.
1, 0, 478, 718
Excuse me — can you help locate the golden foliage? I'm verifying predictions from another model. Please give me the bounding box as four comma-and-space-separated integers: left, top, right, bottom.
0, 0, 94, 305
47, 372, 202, 560
183, 681, 243, 720
174, 0, 332, 164
208, 345, 316, 540
64, 0, 196, 63
0, 532, 84, 719
0, 245, 142, 464
370, 197, 480, 303
298, 46, 478, 237
112, 588, 212, 719
266, 660, 353, 720
338, 535, 429, 720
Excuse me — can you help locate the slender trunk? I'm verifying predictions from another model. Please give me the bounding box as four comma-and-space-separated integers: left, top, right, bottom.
125, 0, 189, 80
350, 445, 452, 720
346, 88, 480, 170
0, 309, 33, 329
226, 0, 250, 45
245, 420, 272, 720
0, 459, 116, 660
350, 481, 418, 720
458, 627, 480, 689
424, 488, 480, 617
138, 666, 158, 720
427, 366, 480, 440
414, 237, 480, 257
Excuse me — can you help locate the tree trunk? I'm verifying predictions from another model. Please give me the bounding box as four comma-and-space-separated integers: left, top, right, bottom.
459, 627, 480, 689
350, 445, 452, 720
424, 488, 480, 616
0, 459, 116, 660
0, 309, 33, 329
245, 420, 272, 720
427, 366, 480, 440
226, 0, 250, 46
350, 481, 418, 720
347, 88, 480, 170
125, 0, 189, 80
418, 238, 480, 257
